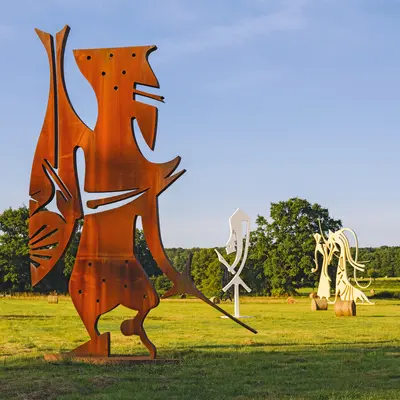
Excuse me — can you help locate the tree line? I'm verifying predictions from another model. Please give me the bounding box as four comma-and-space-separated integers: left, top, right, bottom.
1, 198, 399, 296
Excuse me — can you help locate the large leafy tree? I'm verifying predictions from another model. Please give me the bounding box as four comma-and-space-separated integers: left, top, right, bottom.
0, 205, 73, 292
134, 229, 159, 277
0, 206, 30, 291
191, 248, 221, 295
251, 198, 342, 295
358, 246, 400, 278
63, 219, 83, 279
165, 247, 193, 273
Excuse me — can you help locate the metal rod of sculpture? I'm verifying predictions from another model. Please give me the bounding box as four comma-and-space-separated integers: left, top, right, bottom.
313, 225, 373, 305
28, 26, 257, 360
215, 209, 251, 318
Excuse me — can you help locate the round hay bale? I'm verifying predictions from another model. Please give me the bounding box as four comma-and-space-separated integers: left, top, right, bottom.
209, 296, 220, 304
311, 298, 328, 311
286, 296, 295, 304
309, 292, 318, 299
47, 295, 58, 304
334, 298, 356, 316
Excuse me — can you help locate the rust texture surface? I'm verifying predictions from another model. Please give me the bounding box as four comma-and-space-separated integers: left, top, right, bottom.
29, 25, 256, 360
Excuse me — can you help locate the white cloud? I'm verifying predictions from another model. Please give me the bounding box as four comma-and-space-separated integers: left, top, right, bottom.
159, 0, 311, 61
206, 67, 285, 94
44, 0, 196, 24
138, 0, 196, 25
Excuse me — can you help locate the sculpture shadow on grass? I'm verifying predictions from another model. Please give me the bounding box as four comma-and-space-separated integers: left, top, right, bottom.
2, 346, 399, 400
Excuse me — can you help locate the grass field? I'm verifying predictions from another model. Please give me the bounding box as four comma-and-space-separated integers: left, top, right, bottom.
0, 297, 399, 400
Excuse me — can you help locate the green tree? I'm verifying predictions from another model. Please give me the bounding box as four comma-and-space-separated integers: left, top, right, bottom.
165, 247, 193, 273
150, 274, 172, 296
0, 205, 70, 293
190, 248, 223, 296
63, 219, 83, 279
247, 221, 271, 295
0, 206, 30, 292
198, 258, 223, 297
251, 198, 342, 295
134, 229, 159, 277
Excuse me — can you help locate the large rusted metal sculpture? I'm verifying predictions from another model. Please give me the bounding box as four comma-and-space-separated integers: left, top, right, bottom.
29, 25, 256, 361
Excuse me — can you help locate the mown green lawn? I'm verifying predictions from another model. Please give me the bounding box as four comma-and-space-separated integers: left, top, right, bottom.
0, 297, 399, 399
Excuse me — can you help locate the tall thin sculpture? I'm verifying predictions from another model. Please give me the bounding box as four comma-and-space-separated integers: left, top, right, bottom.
313, 227, 374, 305
29, 26, 256, 361
215, 209, 252, 318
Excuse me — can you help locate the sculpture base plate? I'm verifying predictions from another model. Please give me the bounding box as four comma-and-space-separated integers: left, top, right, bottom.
220, 315, 254, 319
44, 354, 180, 365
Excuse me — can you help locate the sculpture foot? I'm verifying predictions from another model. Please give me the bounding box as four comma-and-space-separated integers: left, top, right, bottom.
70, 332, 110, 357
121, 313, 157, 359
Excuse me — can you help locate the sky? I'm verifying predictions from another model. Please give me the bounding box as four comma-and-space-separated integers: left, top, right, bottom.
1, 0, 400, 248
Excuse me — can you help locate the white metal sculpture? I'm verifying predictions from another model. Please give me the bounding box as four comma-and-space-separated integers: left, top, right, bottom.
215, 209, 252, 318
313, 226, 374, 305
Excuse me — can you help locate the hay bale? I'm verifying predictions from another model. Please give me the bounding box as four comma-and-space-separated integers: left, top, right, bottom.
286, 297, 295, 304
334, 298, 356, 316
47, 295, 58, 304
209, 296, 220, 304
309, 292, 318, 299
311, 298, 328, 311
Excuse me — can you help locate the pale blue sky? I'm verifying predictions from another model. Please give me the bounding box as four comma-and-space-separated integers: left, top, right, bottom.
1, 0, 400, 248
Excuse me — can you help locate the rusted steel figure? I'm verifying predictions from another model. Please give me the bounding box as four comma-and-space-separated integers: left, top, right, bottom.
29, 25, 256, 359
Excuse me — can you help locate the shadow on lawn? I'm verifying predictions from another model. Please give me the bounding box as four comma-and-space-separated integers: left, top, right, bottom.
1, 346, 399, 400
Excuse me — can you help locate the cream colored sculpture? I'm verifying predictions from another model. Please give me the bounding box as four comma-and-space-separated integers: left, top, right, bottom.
313, 227, 374, 305
215, 209, 251, 318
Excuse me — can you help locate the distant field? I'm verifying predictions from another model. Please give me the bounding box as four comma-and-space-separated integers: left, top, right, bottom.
0, 297, 399, 399
298, 278, 400, 297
